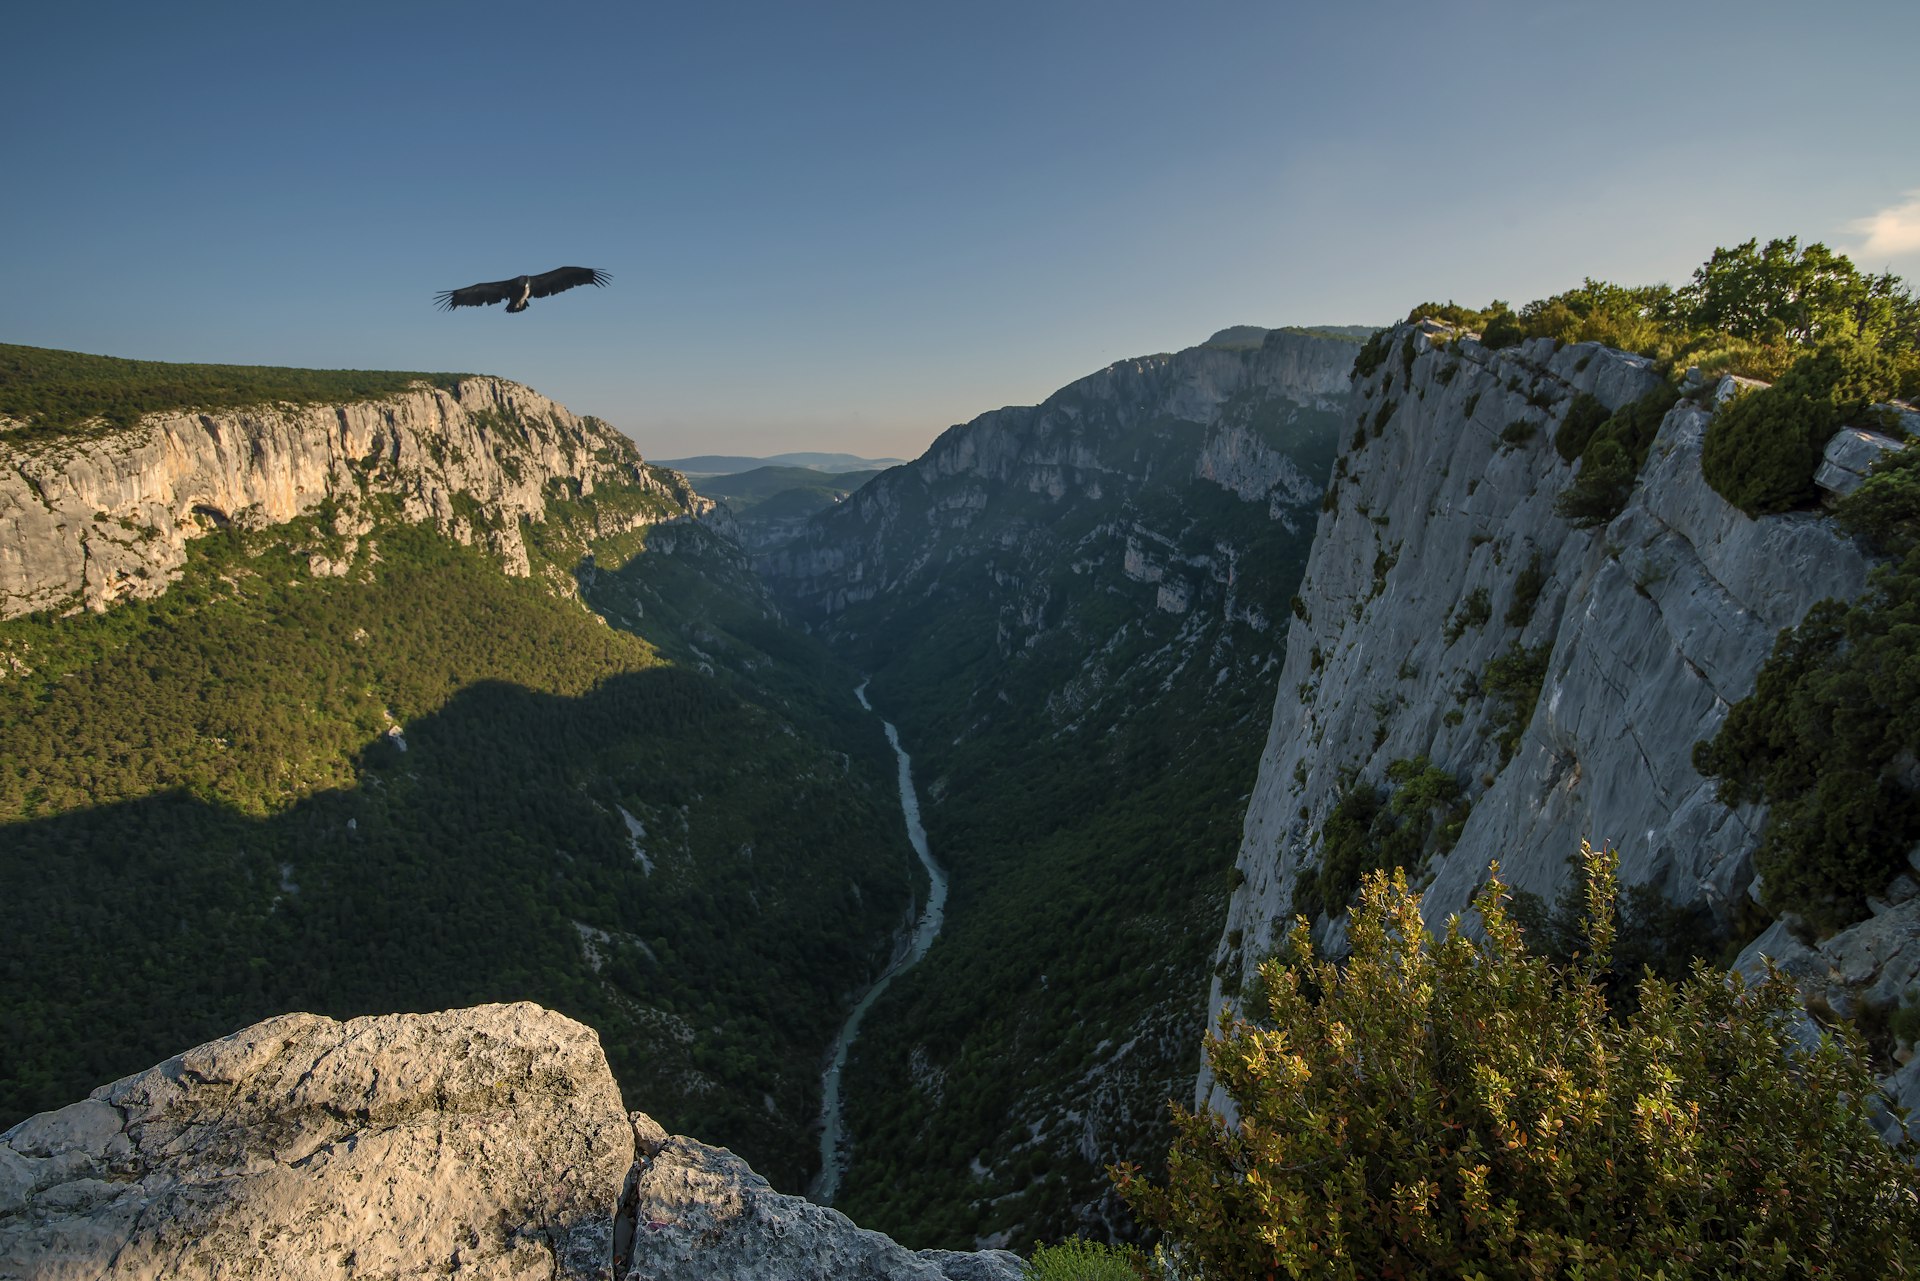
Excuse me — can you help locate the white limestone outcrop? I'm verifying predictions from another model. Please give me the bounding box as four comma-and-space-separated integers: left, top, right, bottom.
1204, 321, 1911, 1106
0, 1003, 632, 1279
0, 379, 710, 619
0, 1004, 1028, 1281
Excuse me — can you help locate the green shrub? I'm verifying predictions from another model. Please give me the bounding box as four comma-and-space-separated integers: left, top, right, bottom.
1519, 279, 1681, 355
1834, 444, 1920, 556
1694, 550, 1920, 930
1351, 329, 1391, 380
1509, 859, 1719, 1008
1499, 419, 1537, 447
1023, 1238, 1144, 1280
1296, 759, 1465, 920
1553, 384, 1683, 528
1116, 848, 1920, 1280
1554, 393, 1612, 463
1443, 586, 1491, 643
1701, 341, 1899, 516
1407, 300, 1494, 329
1480, 307, 1525, 349
1481, 641, 1550, 763
1504, 553, 1547, 628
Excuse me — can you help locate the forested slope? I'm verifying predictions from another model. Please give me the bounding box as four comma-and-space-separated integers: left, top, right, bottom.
0, 359, 913, 1191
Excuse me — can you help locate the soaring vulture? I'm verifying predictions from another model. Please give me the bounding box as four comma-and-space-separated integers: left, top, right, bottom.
434, 266, 610, 313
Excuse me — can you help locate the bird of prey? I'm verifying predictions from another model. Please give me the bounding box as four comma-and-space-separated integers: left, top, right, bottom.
434, 266, 610, 313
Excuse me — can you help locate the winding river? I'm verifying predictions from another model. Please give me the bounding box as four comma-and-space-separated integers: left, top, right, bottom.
809, 681, 948, 1205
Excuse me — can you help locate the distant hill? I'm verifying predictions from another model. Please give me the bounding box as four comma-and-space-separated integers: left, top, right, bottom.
698, 465, 884, 509
694, 465, 885, 550
1203, 325, 1384, 352
655, 452, 906, 477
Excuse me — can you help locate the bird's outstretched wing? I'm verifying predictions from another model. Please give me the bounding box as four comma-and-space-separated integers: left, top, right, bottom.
434, 277, 523, 311
528, 266, 611, 299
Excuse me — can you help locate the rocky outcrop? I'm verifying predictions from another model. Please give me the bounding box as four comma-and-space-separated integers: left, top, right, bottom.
626, 1130, 1022, 1281
1205, 321, 1903, 1102
0, 379, 712, 619
0, 1004, 1027, 1281
0, 1003, 632, 1280
1816, 426, 1906, 498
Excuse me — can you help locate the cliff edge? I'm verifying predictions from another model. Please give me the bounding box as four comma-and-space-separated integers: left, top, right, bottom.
1205, 321, 1918, 1115
0, 1004, 1026, 1281
0, 378, 710, 619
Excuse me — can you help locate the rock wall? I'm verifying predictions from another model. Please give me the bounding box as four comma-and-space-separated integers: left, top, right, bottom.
0, 379, 711, 619
0, 1004, 1026, 1281
762, 328, 1355, 618
1204, 320, 1902, 1102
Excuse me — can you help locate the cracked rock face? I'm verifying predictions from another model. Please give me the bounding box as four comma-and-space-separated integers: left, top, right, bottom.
2, 1005, 1032, 1281
1205, 323, 1892, 1108
0, 1003, 634, 1280
0, 379, 710, 620
623, 1135, 1023, 1281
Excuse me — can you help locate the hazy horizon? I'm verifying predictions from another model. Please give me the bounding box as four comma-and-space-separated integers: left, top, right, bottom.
9, 0, 1918, 459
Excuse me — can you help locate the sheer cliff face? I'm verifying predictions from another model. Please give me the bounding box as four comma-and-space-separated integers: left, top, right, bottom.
0, 378, 707, 618
1207, 323, 1875, 1081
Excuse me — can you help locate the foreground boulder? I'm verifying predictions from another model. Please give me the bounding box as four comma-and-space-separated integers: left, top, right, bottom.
623, 1120, 1022, 1281
0, 1003, 632, 1279
1, 1004, 1025, 1281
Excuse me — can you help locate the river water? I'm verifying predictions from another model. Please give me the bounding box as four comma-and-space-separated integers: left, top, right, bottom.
809, 681, 948, 1205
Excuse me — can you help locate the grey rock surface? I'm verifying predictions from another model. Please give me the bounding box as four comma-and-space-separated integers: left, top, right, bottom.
624, 1136, 1023, 1281
1203, 322, 1898, 1110
0, 1002, 633, 1280
1815, 426, 1906, 498
1, 1005, 1033, 1281
762, 328, 1355, 618
0, 378, 712, 619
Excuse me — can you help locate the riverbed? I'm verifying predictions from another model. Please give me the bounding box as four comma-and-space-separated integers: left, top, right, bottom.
809, 681, 948, 1204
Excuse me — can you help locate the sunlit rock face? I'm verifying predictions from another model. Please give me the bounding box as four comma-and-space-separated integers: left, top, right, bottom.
0, 1003, 633, 1280
1204, 322, 1895, 1109
0, 379, 711, 618
0, 1004, 1028, 1281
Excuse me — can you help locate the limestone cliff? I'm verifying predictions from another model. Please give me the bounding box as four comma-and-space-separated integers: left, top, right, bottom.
0, 378, 711, 619
0, 1004, 1025, 1281
1204, 320, 1917, 1114
766, 328, 1354, 620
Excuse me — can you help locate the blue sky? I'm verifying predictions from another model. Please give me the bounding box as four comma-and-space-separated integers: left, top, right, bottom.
8, 1, 1918, 460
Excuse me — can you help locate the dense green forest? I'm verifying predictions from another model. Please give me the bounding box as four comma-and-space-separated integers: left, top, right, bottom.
0, 463, 913, 1191
0, 342, 471, 439
813, 385, 1345, 1248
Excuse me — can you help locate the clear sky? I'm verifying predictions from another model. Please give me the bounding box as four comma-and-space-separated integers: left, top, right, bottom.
8, 1, 1918, 461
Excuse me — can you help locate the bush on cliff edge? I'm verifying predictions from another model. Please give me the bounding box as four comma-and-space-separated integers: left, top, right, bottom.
1701, 340, 1900, 516
1115, 847, 1919, 1279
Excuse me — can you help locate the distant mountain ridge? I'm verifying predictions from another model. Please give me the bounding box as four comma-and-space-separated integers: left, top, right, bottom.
656, 451, 908, 477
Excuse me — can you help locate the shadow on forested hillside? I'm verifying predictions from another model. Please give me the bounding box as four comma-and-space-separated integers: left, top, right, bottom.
2, 666, 912, 1188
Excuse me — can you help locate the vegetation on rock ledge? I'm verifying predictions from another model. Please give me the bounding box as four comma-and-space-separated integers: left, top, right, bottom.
1118, 848, 1920, 1279
0, 343, 472, 438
